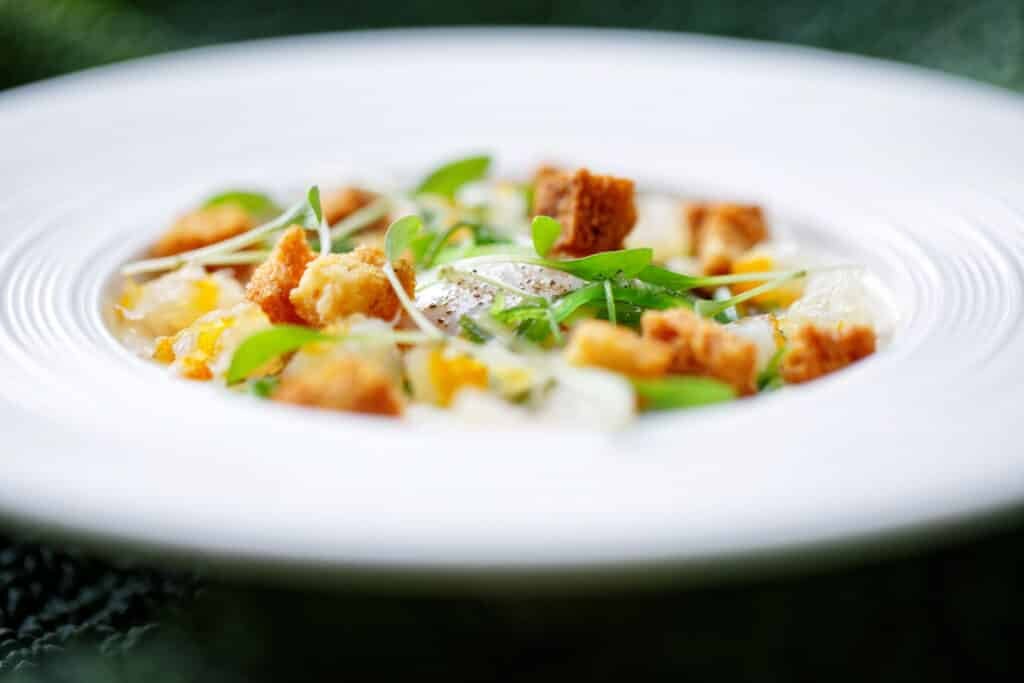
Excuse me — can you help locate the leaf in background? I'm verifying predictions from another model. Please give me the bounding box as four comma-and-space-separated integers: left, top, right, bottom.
554, 248, 653, 281
226, 325, 332, 384
384, 215, 424, 263
415, 155, 492, 200
203, 190, 281, 216
531, 215, 562, 257
633, 376, 737, 410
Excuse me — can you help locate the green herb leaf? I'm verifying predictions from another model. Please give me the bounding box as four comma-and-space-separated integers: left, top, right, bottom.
458, 315, 493, 344
531, 215, 562, 258
203, 190, 281, 216
415, 155, 492, 200
384, 215, 424, 263
249, 376, 280, 398
633, 376, 737, 410
553, 248, 653, 281
226, 325, 332, 385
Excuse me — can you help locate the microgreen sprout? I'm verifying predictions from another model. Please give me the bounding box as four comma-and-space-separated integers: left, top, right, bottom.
531, 215, 561, 257
383, 215, 445, 339
603, 279, 617, 324
202, 190, 280, 216
329, 196, 391, 241
306, 186, 332, 258
122, 188, 325, 276
694, 270, 807, 318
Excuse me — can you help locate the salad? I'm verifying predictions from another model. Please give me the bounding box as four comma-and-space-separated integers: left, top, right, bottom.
110, 156, 885, 427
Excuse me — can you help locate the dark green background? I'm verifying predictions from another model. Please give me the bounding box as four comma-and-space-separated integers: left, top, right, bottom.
3, 1, 1024, 681
2, 0, 1023, 92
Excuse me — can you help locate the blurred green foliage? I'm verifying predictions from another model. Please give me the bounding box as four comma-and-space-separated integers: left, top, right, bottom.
2, 0, 1023, 91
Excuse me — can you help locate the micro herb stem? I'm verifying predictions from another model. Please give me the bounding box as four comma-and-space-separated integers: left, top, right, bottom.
121, 196, 314, 276
383, 261, 444, 339
329, 197, 391, 240
694, 270, 807, 318
603, 279, 617, 325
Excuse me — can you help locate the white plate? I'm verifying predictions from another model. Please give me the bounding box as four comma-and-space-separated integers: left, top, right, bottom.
2, 29, 1023, 583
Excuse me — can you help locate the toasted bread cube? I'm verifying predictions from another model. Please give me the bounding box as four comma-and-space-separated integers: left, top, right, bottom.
781, 323, 876, 384
564, 320, 672, 378
685, 203, 768, 275
274, 352, 404, 416
245, 225, 316, 324
532, 168, 637, 256
289, 246, 415, 327
641, 308, 758, 395
149, 204, 254, 257
321, 187, 388, 229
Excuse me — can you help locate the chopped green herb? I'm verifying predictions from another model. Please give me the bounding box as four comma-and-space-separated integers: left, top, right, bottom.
633, 376, 737, 410
415, 155, 492, 200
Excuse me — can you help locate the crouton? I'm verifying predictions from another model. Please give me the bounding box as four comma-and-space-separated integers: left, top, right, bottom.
273, 353, 404, 416
564, 320, 672, 378
532, 168, 637, 256
149, 204, 254, 257
321, 187, 388, 230
641, 308, 758, 395
781, 323, 876, 384
289, 246, 415, 327
245, 225, 316, 324
685, 203, 768, 275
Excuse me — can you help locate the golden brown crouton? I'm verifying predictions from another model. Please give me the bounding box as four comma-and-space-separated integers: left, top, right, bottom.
149, 204, 254, 257
641, 308, 759, 395
321, 187, 388, 230
273, 353, 404, 416
564, 320, 672, 378
685, 203, 768, 275
532, 168, 637, 256
781, 324, 876, 384
245, 226, 316, 324
289, 246, 415, 327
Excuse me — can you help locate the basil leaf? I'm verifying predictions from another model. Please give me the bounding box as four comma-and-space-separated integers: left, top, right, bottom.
227, 325, 332, 385
415, 155, 492, 200
553, 248, 653, 281
633, 376, 737, 410
384, 215, 424, 263
203, 190, 280, 216
531, 215, 562, 257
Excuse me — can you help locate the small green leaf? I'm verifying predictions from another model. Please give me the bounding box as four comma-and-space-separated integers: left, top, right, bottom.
203, 190, 280, 216
226, 325, 332, 385
633, 376, 737, 410
384, 215, 424, 263
531, 215, 562, 257
553, 248, 653, 281
415, 155, 492, 200
458, 315, 492, 344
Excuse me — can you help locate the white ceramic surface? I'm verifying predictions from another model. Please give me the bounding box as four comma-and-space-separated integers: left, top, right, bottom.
1, 29, 1023, 579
